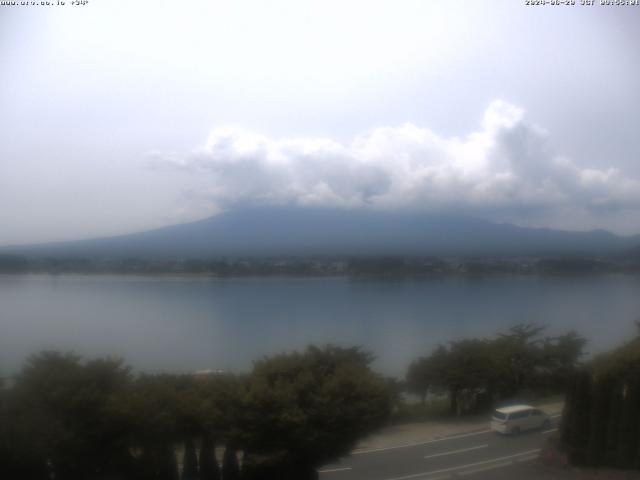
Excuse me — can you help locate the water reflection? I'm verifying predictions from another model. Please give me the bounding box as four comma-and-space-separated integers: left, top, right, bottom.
1, 274, 639, 376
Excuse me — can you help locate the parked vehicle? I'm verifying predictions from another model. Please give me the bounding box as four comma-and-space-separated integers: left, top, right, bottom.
491, 404, 551, 435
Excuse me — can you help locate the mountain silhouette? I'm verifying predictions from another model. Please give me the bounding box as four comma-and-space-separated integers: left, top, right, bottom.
4, 207, 639, 258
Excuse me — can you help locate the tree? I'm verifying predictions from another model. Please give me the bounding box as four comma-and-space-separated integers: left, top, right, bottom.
191, 373, 245, 446
0, 372, 50, 480
240, 345, 391, 479
156, 443, 179, 480
560, 369, 592, 465
182, 438, 198, 480
586, 373, 615, 467
189, 372, 245, 479
561, 327, 640, 470
198, 434, 220, 480
493, 323, 545, 396
222, 445, 240, 480
121, 374, 196, 480
405, 348, 445, 405
411, 339, 497, 415
6, 352, 134, 480
538, 331, 587, 391
407, 324, 588, 416
617, 373, 640, 468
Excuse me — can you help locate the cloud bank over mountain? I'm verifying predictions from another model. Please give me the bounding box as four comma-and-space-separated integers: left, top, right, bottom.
149, 100, 640, 230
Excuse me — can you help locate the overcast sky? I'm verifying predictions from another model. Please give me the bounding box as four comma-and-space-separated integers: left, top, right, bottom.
1, 0, 639, 245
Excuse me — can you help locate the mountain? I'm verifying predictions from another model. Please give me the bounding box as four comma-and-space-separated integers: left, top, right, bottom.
3, 207, 639, 258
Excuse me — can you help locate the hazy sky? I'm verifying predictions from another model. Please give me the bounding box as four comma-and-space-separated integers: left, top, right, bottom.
1, 0, 639, 245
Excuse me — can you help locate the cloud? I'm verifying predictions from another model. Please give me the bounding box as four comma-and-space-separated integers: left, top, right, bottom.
148, 100, 640, 227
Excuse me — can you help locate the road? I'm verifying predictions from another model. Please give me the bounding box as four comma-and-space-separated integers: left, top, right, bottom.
319, 415, 561, 480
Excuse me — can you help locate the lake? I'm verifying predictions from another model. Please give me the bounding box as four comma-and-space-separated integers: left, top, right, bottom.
1, 274, 639, 377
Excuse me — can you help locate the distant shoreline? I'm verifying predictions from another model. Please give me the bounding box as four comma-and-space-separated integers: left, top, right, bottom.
2, 252, 640, 277
3, 269, 640, 279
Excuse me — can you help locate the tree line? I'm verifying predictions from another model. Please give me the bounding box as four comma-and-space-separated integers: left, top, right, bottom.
0, 324, 602, 479
2, 253, 636, 276
560, 324, 640, 470
0, 346, 391, 480
405, 324, 587, 415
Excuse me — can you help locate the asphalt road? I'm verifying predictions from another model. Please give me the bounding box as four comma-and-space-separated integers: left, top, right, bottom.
318, 415, 561, 480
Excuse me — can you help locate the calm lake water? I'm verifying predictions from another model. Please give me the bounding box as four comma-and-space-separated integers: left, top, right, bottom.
1, 274, 639, 377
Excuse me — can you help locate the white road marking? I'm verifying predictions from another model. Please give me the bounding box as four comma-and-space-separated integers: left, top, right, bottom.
424, 444, 488, 459
458, 461, 512, 476
352, 429, 492, 455
380, 449, 541, 480
542, 428, 558, 434
412, 476, 451, 480
318, 467, 352, 473
516, 454, 540, 462
381, 474, 453, 480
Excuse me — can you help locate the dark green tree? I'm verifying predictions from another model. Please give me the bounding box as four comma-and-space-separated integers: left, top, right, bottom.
192, 373, 245, 446
560, 369, 592, 465
586, 373, 615, 467
240, 345, 391, 479
617, 373, 640, 468
198, 434, 220, 480
405, 349, 445, 405
182, 437, 199, 480
604, 379, 624, 466
222, 445, 240, 480
0, 376, 50, 480
7, 352, 133, 480
121, 374, 191, 480
439, 339, 496, 414
408, 325, 587, 417
493, 323, 545, 396
538, 331, 587, 391
562, 327, 640, 470
157, 443, 180, 480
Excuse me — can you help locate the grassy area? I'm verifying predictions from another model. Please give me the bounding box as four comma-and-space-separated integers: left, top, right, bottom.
529, 393, 565, 406
390, 397, 451, 424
